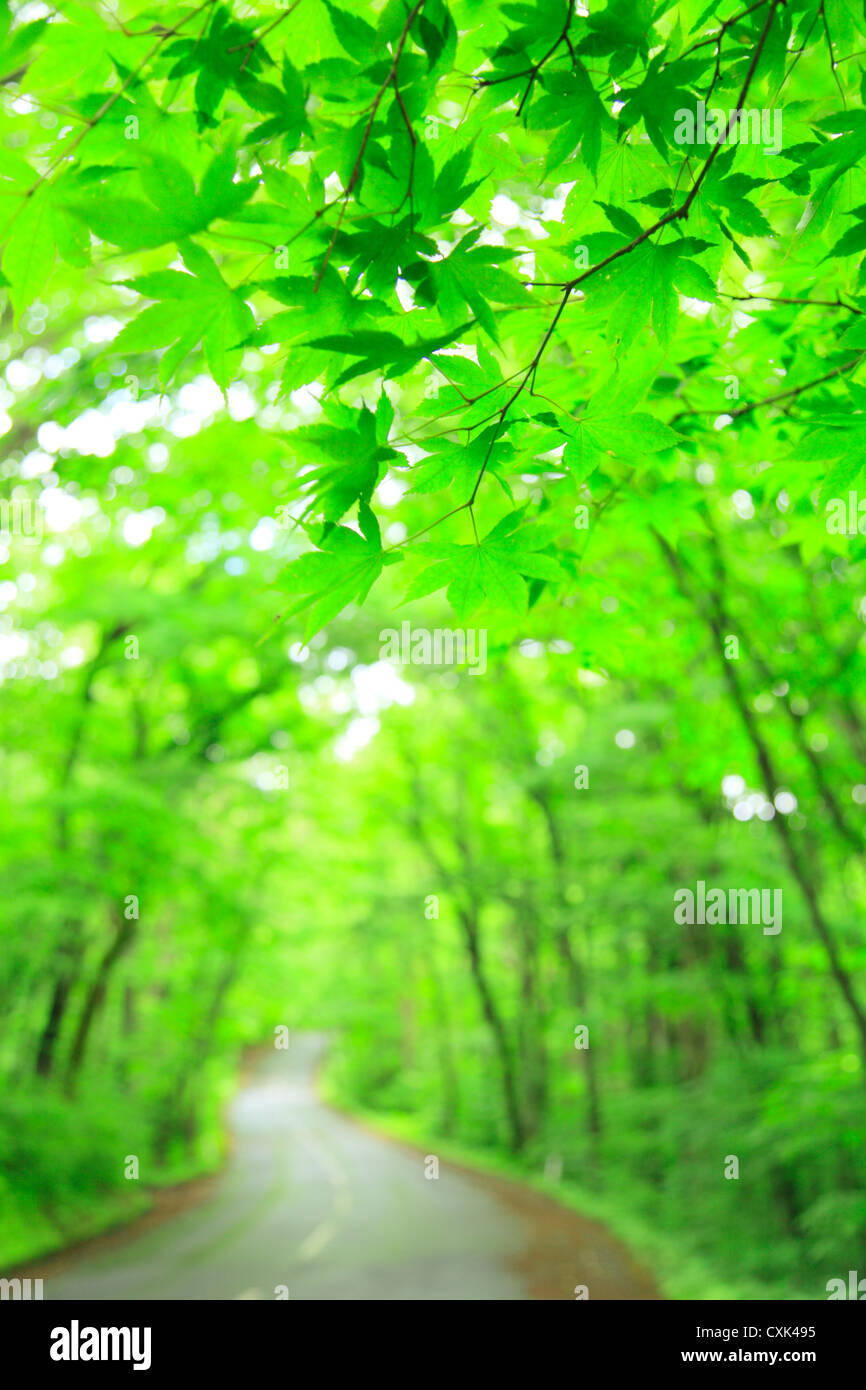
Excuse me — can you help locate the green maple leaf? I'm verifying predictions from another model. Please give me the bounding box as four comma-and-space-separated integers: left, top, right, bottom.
65, 147, 254, 252
1, 184, 55, 320
112, 241, 255, 389
409, 423, 515, 497
529, 64, 616, 177
408, 228, 524, 341
787, 410, 866, 507
288, 405, 399, 523
593, 237, 717, 351
618, 54, 708, 160
406, 512, 566, 619
306, 319, 474, 389
165, 7, 263, 130
238, 56, 309, 150
806, 110, 866, 178
825, 204, 866, 259
703, 158, 773, 240
577, 0, 657, 71
563, 395, 681, 483
277, 519, 393, 638
323, 1, 377, 54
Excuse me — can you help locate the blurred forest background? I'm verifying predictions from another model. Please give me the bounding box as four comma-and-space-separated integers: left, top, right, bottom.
1, 0, 865, 1301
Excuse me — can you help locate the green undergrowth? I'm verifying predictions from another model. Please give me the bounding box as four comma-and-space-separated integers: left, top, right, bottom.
0, 1062, 237, 1272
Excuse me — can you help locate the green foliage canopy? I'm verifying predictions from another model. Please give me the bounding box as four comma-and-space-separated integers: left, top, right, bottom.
3, 0, 866, 639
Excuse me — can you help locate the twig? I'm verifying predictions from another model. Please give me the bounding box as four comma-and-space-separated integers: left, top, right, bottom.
227, 0, 302, 73
4, 0, 218, 235
473, 0, 575, 118
671, 356, 863, 422
461, 0, 785, 511
313, 0, 427, 292
818, 0, 846, 108
720, 291, 862, 313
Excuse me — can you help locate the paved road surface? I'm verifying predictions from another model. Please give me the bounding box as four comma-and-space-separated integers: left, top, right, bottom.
36, 1035, 657, 1301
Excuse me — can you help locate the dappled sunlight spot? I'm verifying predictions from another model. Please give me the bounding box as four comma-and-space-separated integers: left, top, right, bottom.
722, 775, 787, 822
168, 411, 201, 439
0, 632, 28, 664
395, 279, 417, 312
83, 316, 122, 344
6, 358, 41, 390
228, 384, 256, 421
540, 181, 574, 223
289, 385, 323, 417
41, 354, 65, 380
681, 296, 713, 317
250, 517, 277, 551
351, 660, 415, 714
105, 395, 163, 435
732, 489, 755, 520
519, 639, 544, 658
36, 422, 64, 452
376, 475, 406, 507
326, 648, 352, 672
122, 508, 165, 547
328, 689, 352, 714
39, 488, 83, 532
59, 645, 85, 669
536, 735, 565, 767
20, 450, 54, 478
333, 715, 380, 762
177, 379, 224, 418
722, 774, 746, 799
62, 408, 116, 457
491, 194, 522, 228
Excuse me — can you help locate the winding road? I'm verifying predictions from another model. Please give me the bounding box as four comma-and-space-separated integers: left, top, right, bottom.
34, 1035, 659, 1301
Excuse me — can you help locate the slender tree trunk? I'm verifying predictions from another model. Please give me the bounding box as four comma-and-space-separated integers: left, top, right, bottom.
64, 910, 137, 1088
656, 530, 866, 1070
456, 902, 526, 1153
514, 904, 547, 1144
403, 772, 527, 1153
530, 788, 603, 1141
35, 956, 75, 1077
427, 938, 460, 1136
34, 624, 130, 1077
